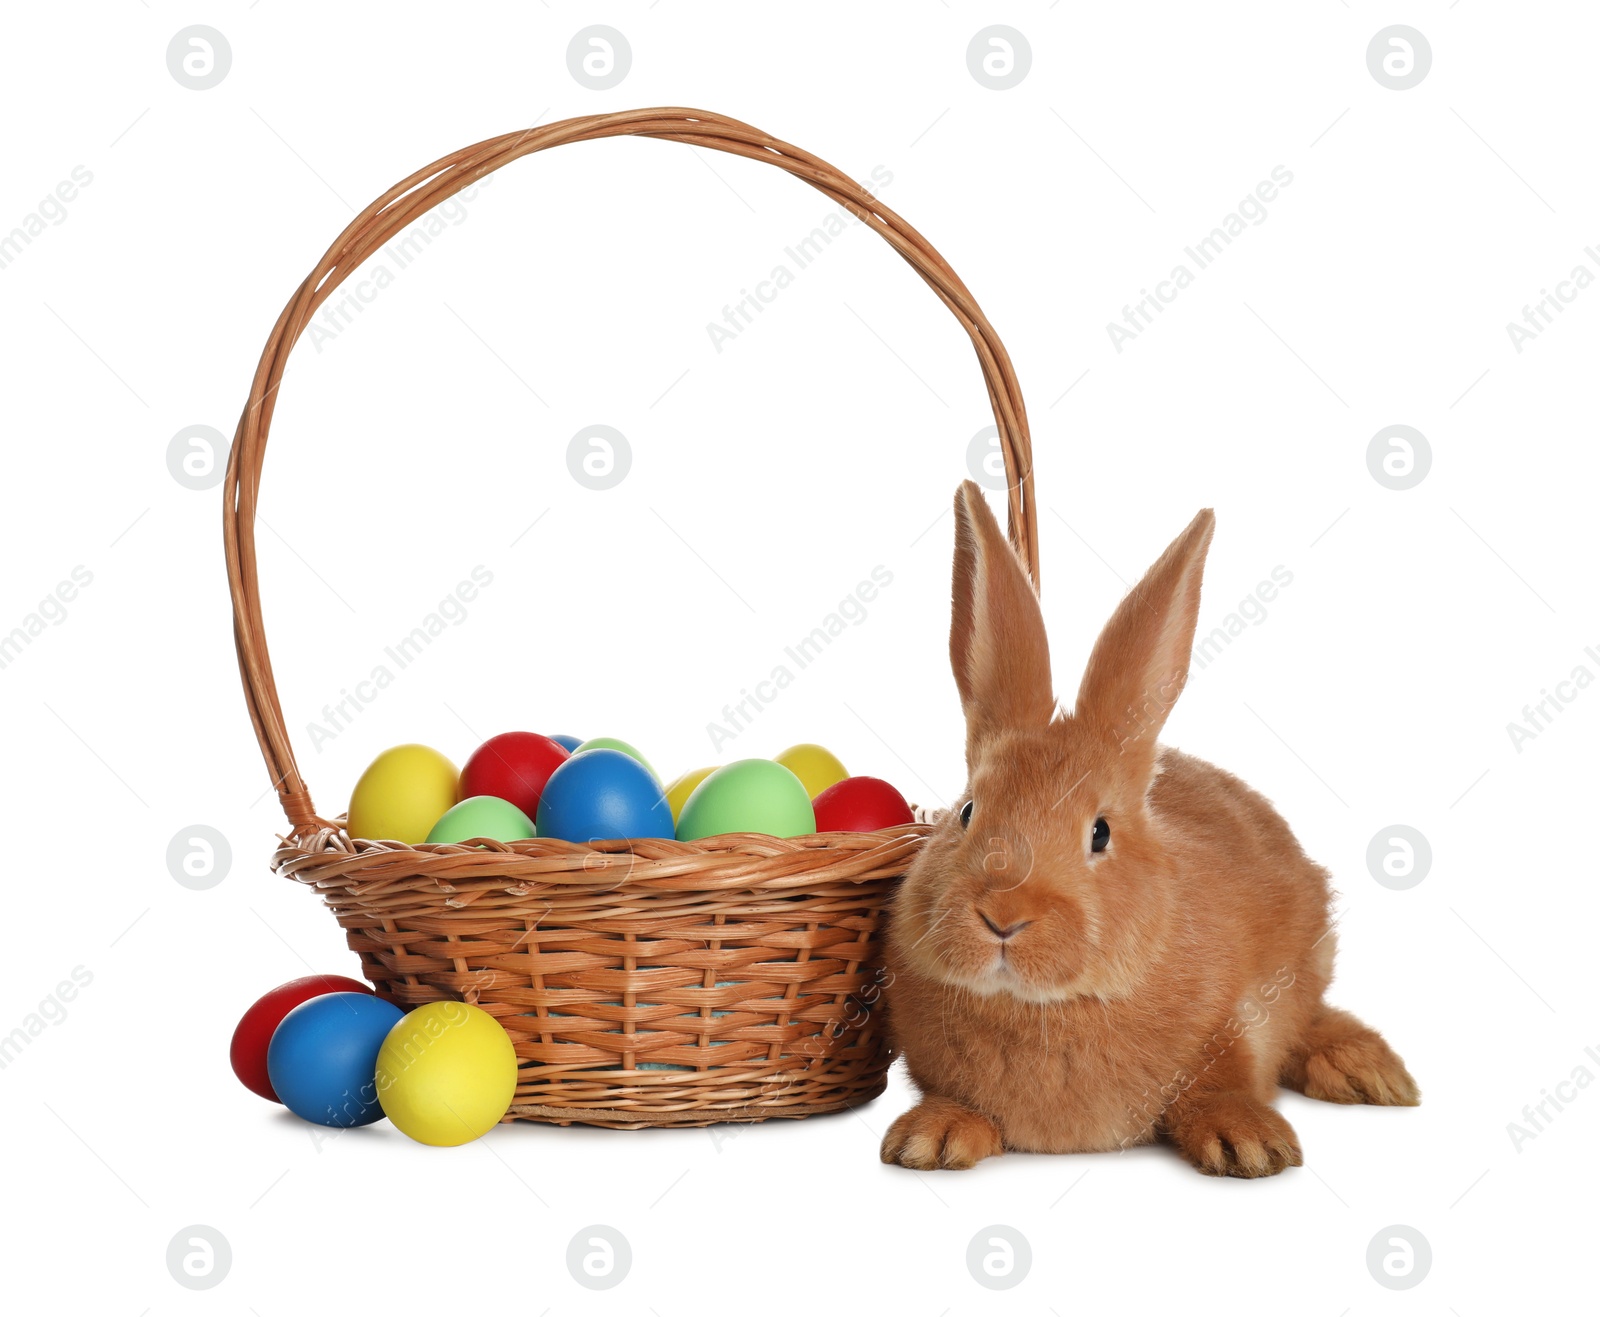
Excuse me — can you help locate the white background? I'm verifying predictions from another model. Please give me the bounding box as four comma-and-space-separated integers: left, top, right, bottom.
2, 2, 1593, 1312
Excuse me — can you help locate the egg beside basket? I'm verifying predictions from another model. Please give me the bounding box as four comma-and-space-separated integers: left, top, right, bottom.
223, 106, 1040, 1129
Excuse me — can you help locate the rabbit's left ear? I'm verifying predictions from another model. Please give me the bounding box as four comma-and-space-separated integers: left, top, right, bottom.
1074, 509, 1215, 762
950, 481, 1055, 746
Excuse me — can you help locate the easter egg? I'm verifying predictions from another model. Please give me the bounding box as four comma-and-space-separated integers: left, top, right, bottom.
230, 974, 374, 1103
458, 731, 569, 819
425, 795, 536, 845
573, 736, 657, 780
347, 744, 458, 844
536, 748, 674, 844
812, 776, 915, 832
267, 992, 405, 1128
549, 734, 584, 752
376, 1001, 519, 1146
663, 766, 715, 824
676, 759, 816, 842
773, 743, 849, 800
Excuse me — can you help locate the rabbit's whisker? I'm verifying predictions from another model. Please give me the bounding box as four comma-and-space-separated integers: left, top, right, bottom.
907, 907, 953, 952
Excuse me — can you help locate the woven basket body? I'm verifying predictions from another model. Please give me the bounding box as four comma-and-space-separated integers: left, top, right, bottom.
225, 108, 1036, 1128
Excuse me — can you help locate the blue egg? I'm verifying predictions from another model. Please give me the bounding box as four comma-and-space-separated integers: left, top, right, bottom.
549, 733, 583, 752
536, 748, 674, 843
266, 992, 404, 1128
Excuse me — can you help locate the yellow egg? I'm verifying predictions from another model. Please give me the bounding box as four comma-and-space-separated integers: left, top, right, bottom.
663, 766, 716, 824
375, 1001, 518, 1146
773, 743, 849, 800
346, 744, 459, 844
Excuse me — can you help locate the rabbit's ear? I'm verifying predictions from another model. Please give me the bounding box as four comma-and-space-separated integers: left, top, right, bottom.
1074, 509, 1215, 764
950, 481, 1055, 743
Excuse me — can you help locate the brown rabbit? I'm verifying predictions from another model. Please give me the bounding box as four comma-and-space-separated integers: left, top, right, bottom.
880, 482, 1418, 1178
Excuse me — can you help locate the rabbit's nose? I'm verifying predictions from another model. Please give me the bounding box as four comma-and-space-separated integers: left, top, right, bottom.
979, 910, 1032, 942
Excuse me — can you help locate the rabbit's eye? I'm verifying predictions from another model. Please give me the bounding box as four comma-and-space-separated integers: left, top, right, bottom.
1091, 817, 1110, 853
959, 799, 974, 828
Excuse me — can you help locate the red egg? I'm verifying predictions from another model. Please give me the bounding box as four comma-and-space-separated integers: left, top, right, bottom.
811, 776, 915, 832
459, 731, 570, 820
230, 974, 374, 1102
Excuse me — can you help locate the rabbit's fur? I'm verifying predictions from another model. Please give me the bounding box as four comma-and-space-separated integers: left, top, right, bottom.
881, 483, 1417, 1177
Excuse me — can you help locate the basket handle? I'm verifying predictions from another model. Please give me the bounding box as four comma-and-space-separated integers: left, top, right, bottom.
224, 107, 1038, 835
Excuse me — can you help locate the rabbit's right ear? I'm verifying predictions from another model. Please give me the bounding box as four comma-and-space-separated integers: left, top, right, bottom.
950, 481, 1055, 745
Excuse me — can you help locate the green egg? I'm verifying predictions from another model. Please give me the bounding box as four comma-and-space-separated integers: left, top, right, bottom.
425, 794, 536, 845
676, 759, 816, 842
573, 737, 657, 781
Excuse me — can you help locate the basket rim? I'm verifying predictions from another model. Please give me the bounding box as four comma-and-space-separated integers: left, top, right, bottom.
273, 819, 934, 895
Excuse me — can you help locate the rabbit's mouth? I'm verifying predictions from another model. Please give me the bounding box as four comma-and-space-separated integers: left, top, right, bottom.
972, 951, 1054, 996
907, 905, 1093, 1003
966, 952, 1081, 1003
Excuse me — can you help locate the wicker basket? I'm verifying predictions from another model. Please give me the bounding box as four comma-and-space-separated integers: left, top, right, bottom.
223, 107, 1038, 1129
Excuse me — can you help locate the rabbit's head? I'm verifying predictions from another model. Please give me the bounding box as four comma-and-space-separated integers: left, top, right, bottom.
891, 482, 1215, 1004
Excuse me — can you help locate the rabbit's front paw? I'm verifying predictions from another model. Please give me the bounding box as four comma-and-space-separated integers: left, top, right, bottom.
1168, 1093, 1303, 1179
881, 1096, 1003, 1170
